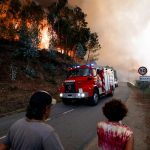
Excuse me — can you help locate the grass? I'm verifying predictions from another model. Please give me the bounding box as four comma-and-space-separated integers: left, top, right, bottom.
127, 82, 150, 99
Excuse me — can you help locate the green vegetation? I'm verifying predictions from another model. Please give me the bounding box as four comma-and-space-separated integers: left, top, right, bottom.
135, 80, 149, 90
127, 81, 150, 99
135, 80, 150, 98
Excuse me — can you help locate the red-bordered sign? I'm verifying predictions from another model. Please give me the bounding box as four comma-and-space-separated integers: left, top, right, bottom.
138, 66, 147, 75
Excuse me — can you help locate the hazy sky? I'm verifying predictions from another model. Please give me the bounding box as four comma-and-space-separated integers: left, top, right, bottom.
37, 0, 150, 81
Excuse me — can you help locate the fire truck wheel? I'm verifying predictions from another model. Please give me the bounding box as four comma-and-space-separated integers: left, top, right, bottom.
90, 89, 99, 106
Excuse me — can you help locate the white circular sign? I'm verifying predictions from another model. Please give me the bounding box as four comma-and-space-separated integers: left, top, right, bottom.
138, 66, 147, 75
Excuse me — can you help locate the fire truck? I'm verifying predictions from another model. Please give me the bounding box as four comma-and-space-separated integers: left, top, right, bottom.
59, 64, 115, 105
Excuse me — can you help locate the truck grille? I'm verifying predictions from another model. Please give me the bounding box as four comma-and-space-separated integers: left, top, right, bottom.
64, 82, 76, 93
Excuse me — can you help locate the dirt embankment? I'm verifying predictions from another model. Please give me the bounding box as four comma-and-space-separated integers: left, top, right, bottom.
0, 41, 74, 116
0, 80, 62, 117
125, 88, 150, 150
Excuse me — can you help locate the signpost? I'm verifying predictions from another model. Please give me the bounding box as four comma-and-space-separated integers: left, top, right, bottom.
138, 66, 148, 99
139, 76, 150, 81
138, 66, 147, 76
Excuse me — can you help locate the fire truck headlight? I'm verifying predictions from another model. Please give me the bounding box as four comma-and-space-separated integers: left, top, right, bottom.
81, 93, 85, 97
78, 93, 81, 97
60, 93, 63, 97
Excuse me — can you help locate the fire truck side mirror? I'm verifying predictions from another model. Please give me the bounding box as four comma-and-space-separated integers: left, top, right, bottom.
97, 69, 100, 74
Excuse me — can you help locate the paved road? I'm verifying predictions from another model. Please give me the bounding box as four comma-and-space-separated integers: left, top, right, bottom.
0, 82, 131, 150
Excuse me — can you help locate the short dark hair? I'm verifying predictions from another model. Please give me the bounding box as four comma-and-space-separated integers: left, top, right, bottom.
102, 99, 128, 121
26, 91, 52, 120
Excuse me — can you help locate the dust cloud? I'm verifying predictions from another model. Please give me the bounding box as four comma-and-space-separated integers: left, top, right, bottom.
69, 0, 150, 81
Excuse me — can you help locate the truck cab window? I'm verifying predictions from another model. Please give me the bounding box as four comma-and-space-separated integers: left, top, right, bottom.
68, 68, 91, 77
82, 68, 90, 76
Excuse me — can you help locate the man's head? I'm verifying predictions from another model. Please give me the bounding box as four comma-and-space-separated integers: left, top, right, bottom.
102, 99, 128, 122
26, 91, 52, 120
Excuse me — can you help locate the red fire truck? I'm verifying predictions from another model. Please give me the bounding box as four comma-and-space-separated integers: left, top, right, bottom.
59, 64, 115, 105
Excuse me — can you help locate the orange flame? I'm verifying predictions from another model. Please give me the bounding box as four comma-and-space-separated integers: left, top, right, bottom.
0, 0, 73, 57
39, 19, 58, 50
39, 23, 50, 49
0, 1, 9, 18
57, 47, 74, 57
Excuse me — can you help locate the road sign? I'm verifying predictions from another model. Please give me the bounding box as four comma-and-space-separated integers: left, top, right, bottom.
138, 66, 147, 75
139, 76, 150, 81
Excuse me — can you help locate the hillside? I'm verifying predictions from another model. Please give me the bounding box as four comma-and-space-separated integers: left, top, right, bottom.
0, 40, 77, 116
0, 0, 100, 117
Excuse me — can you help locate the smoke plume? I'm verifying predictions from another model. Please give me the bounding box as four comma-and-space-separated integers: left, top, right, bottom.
69, 0, 150, 81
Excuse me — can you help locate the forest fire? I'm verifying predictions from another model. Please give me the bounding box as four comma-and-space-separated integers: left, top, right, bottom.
57, 47, 74, 57
0, 0, 100, 61
39, 26, 50, 49
0, 0, 54, 50
39, 20, 51, 49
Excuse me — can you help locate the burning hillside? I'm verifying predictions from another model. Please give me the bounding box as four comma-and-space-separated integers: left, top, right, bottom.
0, 0, 53, 49
0, 0, 101, 115
0, 0, 100, 60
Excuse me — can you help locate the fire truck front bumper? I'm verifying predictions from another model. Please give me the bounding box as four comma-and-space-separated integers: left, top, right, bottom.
59, 92, 89, 99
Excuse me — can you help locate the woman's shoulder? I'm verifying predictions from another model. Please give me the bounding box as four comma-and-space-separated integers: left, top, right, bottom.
97, 121, 108, 128
97, 121, 133, 133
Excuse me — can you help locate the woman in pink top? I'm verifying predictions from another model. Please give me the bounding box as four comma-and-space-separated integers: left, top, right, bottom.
97, 99, 134, 150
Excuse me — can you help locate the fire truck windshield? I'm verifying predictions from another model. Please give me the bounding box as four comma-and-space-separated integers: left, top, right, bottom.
68, 68, 91, 77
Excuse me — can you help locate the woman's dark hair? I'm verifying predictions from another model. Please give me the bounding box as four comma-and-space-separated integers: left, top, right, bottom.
26, 91, 52, 120
102, 99, 128, 121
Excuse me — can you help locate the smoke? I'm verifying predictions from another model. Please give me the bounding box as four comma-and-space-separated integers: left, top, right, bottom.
35, 0, 150, 81
69, 0, 150, 81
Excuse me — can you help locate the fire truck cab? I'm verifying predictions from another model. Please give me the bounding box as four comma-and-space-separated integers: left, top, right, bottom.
59, 64, 115, 105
